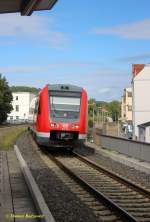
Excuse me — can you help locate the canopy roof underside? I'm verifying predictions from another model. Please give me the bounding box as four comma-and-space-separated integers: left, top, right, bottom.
0, 0, 57, 15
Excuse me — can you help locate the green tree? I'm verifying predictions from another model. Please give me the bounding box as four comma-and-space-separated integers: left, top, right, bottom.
88, 98, 96, 111
88, 117, 93, 128
105, 100, 121, 121
10, 86, 40, 94
0, 74, 13, 124
88, 98, 96, 127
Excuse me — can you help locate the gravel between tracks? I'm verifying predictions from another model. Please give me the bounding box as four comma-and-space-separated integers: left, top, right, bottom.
16, 132, 100, 222
75, 143, 150, 190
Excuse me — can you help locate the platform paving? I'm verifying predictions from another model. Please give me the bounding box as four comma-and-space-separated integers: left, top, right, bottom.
0, 150, 39, 222
0, 151, 13, 222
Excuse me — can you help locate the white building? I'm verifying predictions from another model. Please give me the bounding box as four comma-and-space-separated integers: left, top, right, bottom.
132, 64, 150, 139
121, 87, 132, 123
7, 92, 36, 122
138, 122, 150, 143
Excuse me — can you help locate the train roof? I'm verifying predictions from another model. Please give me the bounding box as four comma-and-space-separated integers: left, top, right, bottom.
47, 84, 83, 92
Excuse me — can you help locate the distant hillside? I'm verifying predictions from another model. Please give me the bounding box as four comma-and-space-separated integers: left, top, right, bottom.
10, 86, 40, 94
96, 101, 108, 105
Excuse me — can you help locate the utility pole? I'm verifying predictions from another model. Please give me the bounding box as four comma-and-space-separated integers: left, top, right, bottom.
93, 107, 94, 127
98, 106, 101, 124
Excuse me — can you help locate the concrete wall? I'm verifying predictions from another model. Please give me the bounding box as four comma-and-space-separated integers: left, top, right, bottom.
94, 123, 119, 137
94, 131, 150, 163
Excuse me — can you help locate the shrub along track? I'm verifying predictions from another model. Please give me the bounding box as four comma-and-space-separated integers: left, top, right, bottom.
0, 124, 27, 150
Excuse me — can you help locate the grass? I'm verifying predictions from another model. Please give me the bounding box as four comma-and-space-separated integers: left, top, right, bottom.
0, 126, 27, 150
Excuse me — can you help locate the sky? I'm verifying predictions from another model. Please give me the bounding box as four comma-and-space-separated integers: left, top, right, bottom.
1, 0, 150, 101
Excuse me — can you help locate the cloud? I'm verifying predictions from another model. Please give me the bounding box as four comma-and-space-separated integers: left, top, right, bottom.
0, 62, 95, 74
93, 19, 150, 39
98, 88, 111, 94
0, 14, 66, 47
1, 66, 48, 74
3, 65, 130, 102
118, 53, 150, 62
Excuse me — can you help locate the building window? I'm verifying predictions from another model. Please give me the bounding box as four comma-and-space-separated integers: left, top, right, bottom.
16, 96, 18, 100
16, 105, 19, 112
127, 92, 132, 97
128, 105, 132, 111
10, 116, 13, 120
16, 116, 19, 120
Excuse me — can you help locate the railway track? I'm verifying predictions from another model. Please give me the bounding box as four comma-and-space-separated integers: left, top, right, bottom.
43, 149, 150, 222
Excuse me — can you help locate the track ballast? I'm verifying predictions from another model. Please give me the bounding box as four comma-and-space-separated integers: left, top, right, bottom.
45, 150, 150, 222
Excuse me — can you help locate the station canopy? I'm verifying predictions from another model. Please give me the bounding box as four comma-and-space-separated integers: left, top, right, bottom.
0, 0, 58, 16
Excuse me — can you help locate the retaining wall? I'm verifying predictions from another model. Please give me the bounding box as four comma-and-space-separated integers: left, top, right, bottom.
94, 129, 150, 163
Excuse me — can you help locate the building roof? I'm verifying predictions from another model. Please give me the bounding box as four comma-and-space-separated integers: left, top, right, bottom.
0, 0, 58, 15
138, 121, 150, 128
132, 64, 145, 77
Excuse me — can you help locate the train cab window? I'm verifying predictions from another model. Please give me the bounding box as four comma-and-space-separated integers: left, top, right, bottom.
50, 96, 81, 123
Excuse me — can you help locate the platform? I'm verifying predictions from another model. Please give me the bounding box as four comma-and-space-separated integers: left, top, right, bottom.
0, 150, 38, 222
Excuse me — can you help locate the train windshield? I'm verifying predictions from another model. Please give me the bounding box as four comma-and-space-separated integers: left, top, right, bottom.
50, 96, 81, 123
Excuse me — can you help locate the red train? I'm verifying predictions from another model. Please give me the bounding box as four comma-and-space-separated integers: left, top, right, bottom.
29, 84, 88, 150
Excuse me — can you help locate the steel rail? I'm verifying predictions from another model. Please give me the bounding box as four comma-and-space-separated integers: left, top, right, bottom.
48, 152, 138, 222
73, 150, 150, 197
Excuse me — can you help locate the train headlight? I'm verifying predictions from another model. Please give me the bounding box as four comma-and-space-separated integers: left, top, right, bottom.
51, 123, 59, 128
72, 124, 79, 129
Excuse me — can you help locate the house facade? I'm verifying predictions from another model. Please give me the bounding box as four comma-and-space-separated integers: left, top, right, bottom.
121, 87, 132, 123
7, 92, 36, 122
132, 64, 150, 139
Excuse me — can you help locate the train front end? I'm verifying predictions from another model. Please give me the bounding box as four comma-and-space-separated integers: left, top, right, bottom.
36, 84, 88, 149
